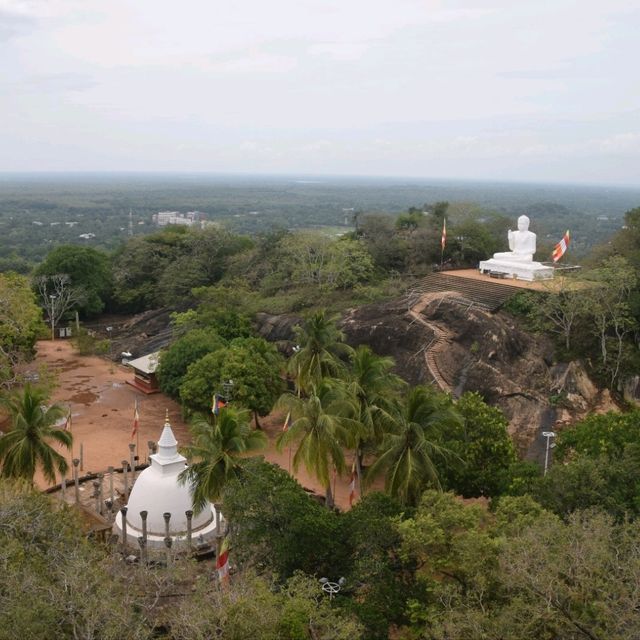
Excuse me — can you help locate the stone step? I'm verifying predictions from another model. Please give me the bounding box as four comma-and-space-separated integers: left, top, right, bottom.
414, 272, 521, 312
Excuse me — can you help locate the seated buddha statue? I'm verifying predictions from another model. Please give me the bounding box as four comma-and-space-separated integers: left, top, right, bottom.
493, 215, 536, 262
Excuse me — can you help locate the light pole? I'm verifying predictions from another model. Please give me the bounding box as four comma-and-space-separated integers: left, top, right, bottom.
222, 379, 234, 402
49, 294, 57, 341
106, 326, 113, 357
542, 431, 556, 476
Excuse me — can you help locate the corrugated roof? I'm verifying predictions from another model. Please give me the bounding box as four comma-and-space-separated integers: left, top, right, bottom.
127, 352, 160, 374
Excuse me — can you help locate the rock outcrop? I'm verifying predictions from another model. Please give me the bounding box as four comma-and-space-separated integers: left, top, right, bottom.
341, 292, 614, 460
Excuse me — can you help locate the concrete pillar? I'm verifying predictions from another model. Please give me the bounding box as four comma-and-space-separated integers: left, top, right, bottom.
214, 503, 221, 533
122, 460, 129, 496
164, 536, 173, 566
185, 510, 193, 549
120, 507, 128, 548
96, 473, 104, 514
163, 512, 171, 539
92, 480, 101, 513
137, 536, 147, 565
129, 443, 136, 480
72, 458, 80, 504
140, 510, 148, 551
108, 466, 114, 503
79, 442, 84, 472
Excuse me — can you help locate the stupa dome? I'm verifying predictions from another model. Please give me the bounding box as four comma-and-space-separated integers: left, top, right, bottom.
113, 413, 220, 549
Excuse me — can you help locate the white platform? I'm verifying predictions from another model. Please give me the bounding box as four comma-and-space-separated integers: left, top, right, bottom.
479, 258, 554, 281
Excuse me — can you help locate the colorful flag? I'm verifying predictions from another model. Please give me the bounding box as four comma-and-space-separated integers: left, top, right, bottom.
441, 218, 447, 250
216, 537, 230, 585
131, 399, 139, 439
282, 412, 292, 432
212, 394, 227, 416
552, 230, 571, 263
349, 461, 357, 507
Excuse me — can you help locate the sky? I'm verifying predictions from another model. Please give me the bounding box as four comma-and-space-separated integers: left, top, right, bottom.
1, 0, 639, 185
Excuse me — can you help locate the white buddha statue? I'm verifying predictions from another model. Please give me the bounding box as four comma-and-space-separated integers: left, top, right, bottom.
493, 215, 536, 262
478, 214, 554, 281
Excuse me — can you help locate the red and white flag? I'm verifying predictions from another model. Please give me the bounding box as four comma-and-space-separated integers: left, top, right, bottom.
441, 218, 447, 250
216, 537, 230, 585
131, 399, 140, 439
552, 230, 570, 263
349, 461, 357, 507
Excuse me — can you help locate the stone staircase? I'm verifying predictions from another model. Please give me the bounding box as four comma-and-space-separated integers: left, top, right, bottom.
413, 272, 522, 312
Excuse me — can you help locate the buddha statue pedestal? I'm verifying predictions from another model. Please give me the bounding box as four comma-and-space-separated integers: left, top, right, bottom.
479, 257, 554, 281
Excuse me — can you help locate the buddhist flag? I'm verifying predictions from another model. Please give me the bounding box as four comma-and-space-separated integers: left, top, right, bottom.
131, 399, 140, 439
282, 412, 292, 432
348, 461, 357, 507
216, 537, 230, 585
441, 218, 447, 250
212, 394, 226, 416
552, 230, 570, 263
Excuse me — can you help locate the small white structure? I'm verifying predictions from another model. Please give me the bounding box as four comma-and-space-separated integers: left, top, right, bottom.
113, 415, 221, 549
479, 215, 553, 281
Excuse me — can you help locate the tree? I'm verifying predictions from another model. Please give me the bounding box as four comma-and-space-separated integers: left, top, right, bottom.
34, 245, 113, 317
276, 232, 374, 291
346, 345, 406, 488
583, 256, 637, 386
339, 492, 418, 639
157, 328, 226, 398
222, 459, 341, 579
178, 407, 266, 514
0, 273, 43, 388
555, 409, 640, 461
216, 338, 285, 428
277, 381, 357, 508
366, 386, 461, 506
0, 385, 72, 484
0, 481, 150, 640
534, 275, 586, 351
435, 391, 516, 498
33, 274, 85, 339
288, 310, 353, 394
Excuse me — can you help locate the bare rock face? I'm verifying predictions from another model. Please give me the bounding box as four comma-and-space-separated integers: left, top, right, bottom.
341, 294, 613, 460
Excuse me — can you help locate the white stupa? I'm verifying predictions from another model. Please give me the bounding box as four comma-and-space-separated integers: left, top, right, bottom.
113, 413, 220, 549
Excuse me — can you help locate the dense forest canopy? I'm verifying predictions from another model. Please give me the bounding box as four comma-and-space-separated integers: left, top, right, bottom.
1, 173, 639, 270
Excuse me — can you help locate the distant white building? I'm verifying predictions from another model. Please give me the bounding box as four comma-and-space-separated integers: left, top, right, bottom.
152, 211, 207, 227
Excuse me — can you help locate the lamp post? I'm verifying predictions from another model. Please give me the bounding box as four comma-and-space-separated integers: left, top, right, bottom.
222, 379, 234, 402
49, 294, 57, 341
542, 431, 556, 476
106, 326, 113, 357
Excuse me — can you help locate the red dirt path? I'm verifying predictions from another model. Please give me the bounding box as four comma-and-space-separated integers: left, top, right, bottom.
32, 340, 362, 510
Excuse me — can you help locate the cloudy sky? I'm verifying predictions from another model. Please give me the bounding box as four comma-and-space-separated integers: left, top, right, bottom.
1, 0, 638, 184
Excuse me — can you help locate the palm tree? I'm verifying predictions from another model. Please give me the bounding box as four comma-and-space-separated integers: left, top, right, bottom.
288, 310, 353, 394
346, 345, 406, 490
366, 386, 461, 506
179, 406, 267, 514
0, 384, 71, 484
277, 380, 357, 509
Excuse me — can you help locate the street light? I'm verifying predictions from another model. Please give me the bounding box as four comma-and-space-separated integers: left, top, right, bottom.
222, 379, 234, 401
106, 326, 113, 357
49, 294, 57, 341
542, 431, 556, 476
